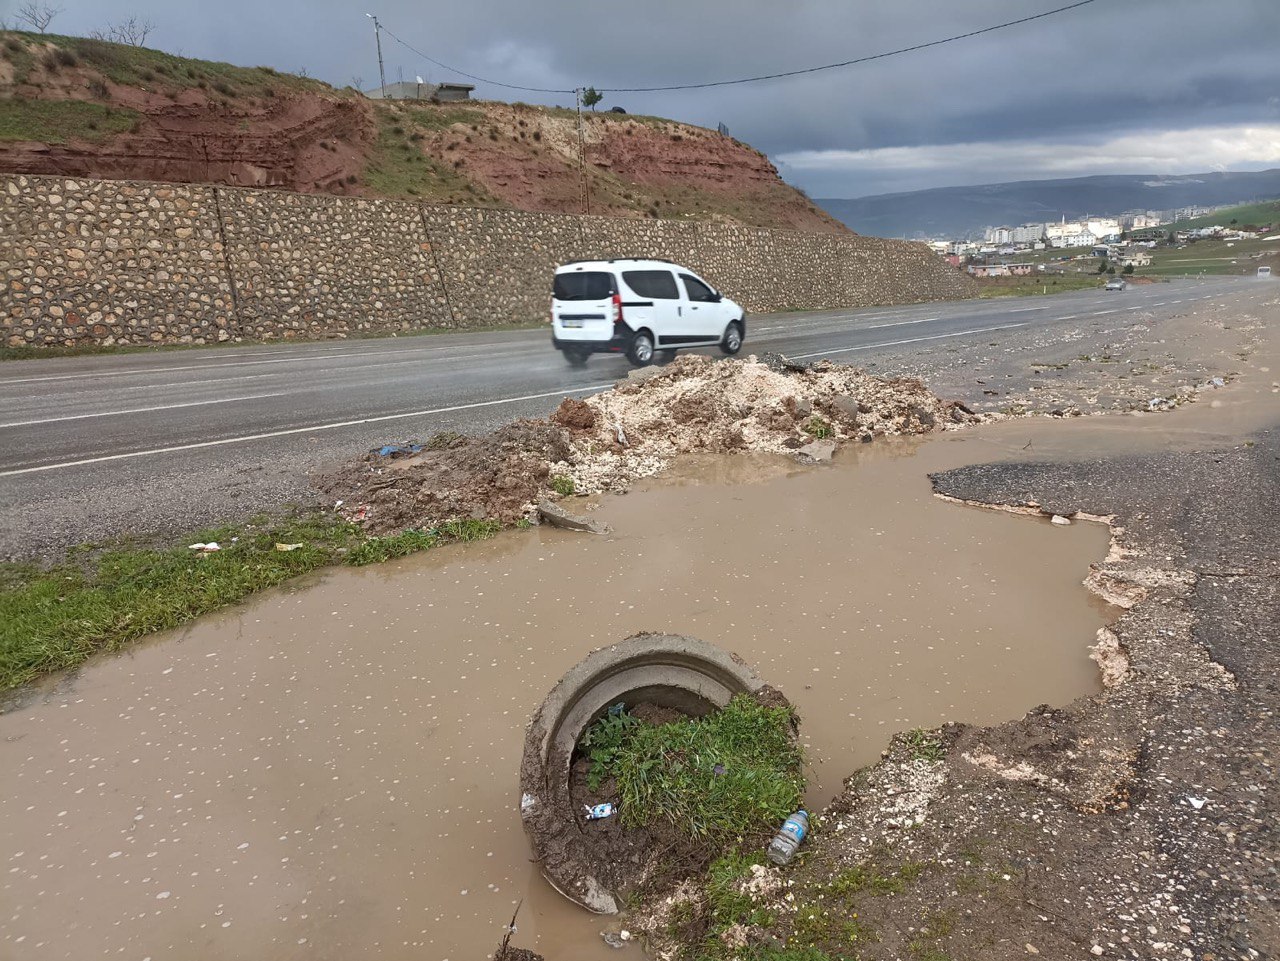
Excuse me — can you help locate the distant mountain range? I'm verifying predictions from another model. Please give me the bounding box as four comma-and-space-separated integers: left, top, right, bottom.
817, 169, 1280, 239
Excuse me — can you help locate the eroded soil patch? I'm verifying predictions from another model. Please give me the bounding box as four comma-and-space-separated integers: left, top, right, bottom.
317, 354, 975, 533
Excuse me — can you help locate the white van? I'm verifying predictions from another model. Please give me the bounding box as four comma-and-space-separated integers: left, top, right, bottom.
1259, 266, 1272, 279
551, 259, 745, 366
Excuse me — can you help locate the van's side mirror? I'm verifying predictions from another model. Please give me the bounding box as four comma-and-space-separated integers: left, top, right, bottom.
711, 292, 722, 302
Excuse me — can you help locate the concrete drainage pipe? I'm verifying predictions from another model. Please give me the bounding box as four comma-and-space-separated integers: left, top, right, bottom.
518, 632, 774, 914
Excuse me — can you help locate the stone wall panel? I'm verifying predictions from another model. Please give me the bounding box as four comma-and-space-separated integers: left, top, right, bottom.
1, 174, 976, 348
1, 175, 232, 347
218, 188, 450, 338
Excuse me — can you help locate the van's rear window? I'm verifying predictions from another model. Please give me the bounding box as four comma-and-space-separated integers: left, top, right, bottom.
553, 272, 614, 300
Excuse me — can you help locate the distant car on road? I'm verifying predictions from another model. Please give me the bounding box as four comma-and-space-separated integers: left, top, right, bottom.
1259, 266, 1272, 279
1104, 278, 1127, 291
551, 258, 745, 367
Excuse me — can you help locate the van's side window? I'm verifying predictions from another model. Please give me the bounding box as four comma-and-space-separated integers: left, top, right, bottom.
680, 274, 717, 302
622, 270, 679, 300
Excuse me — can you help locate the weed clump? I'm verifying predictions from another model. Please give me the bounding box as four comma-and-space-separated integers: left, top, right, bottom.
802, 416, 832, 439
580, 695, 802, 840
902, 728, 945, 762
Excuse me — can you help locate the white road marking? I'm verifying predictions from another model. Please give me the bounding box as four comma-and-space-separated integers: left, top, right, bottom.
0, 392, 289, 428
788, 323, 1028, 360
866, 316, 939, 329
0, 383, 615, 476
113, 353, 493, 393
0, 339, 523, 387
756, 314, 939, 335
1009, 306, 1048, 313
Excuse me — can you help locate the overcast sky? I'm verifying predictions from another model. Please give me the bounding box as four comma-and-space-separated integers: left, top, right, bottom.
15, 0, 1280, 198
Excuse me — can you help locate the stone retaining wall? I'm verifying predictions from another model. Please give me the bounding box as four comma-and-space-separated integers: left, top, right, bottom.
0, 174, 975, 348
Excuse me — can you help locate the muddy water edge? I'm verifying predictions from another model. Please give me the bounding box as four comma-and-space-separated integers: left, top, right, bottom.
0, 415, 1134, 961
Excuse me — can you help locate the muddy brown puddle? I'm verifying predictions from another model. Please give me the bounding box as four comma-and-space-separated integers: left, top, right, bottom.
0, 426, 1131, 961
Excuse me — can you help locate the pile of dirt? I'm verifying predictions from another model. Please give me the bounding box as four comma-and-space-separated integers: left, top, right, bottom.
317, 422, 570, 532
553, 354, 976, 493
317, 355, 976, 534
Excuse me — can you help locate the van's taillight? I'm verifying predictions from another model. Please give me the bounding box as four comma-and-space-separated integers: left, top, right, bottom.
612, 293, 623, 325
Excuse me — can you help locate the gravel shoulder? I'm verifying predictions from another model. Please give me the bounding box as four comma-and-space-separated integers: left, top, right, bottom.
631, 293, 1279, 960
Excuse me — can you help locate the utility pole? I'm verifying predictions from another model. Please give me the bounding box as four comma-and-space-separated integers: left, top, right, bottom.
575, 88, 590, 216
367, 14, 386, 99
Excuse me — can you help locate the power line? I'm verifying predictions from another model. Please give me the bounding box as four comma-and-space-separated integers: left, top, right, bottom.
374, 0, 1096, 97
378, 24, 575, 94
598, 0, 1099, 92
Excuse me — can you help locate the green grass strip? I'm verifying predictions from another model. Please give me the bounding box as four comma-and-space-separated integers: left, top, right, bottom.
0, 99, 138, 144
0, 514, 500, 691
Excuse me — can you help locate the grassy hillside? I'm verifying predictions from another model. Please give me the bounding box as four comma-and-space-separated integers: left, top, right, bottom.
0, 31, 341, 97
976, 235, 1279, 280
0, 31, 846, 233
0, 98, 137, 142
1170, 200, 1280, 231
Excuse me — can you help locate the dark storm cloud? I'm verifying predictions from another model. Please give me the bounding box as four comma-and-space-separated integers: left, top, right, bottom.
36, 0, 1280, 197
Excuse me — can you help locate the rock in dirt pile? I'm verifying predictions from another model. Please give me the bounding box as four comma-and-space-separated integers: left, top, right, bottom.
317, 354, 976, 534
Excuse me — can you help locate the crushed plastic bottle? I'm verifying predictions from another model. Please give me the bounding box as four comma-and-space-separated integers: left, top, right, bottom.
766, 810, 808, 865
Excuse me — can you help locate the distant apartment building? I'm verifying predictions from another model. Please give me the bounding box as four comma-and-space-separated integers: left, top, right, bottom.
1129, 227, 1168, 242
968, 263, 1035, 277
1087, 218, 1123, 242
983, 223, 1046, 244
1044, 217, 1122, 248
1045, 222, 1094, 248
1123, 213, 1163, 229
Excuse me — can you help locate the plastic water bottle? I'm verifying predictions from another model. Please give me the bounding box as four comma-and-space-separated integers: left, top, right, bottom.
766, 810, 808, 866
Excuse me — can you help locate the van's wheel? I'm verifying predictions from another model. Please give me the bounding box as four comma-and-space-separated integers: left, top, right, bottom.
719, 321, 743, 355
627, 330, 655, 366
562, 347, 590, 367
657, 349, 677, 365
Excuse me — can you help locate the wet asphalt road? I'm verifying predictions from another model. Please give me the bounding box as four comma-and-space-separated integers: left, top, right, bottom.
0, 276, 1259, 557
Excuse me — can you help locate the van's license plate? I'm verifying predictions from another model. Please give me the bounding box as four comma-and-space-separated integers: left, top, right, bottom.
562, 319, 583, 328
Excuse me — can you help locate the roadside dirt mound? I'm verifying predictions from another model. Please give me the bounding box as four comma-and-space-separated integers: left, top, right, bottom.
317, 355, 976, 534
317, 422, 570, 531
557, 354, 975, 492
